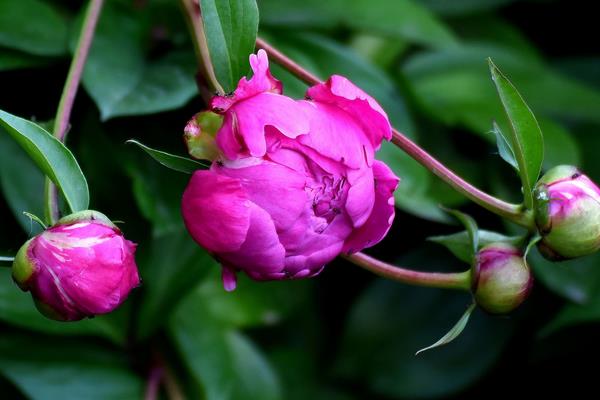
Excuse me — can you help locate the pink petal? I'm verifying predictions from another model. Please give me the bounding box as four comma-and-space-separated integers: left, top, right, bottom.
220, 202, 286, 276
181, 170, 251, 253
343, 160, 399, 253
344, 167, 375, 228
307, 75, 392, 149
221, 264, 238, 292
210, 49, 282, 112
297, 100, 374, 167
214, 160, 307, 231
216, 93, 309, 159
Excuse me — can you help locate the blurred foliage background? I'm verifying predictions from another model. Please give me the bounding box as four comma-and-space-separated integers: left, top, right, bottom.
1, 0, 600, 398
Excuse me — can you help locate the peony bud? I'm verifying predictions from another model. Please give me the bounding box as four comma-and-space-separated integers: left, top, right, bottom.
534, 165, 600, 260
184, 111, 222, 161
12, 210, 140, 321
472, 244, 532, 314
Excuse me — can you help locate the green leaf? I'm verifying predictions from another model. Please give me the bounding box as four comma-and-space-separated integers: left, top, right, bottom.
127, 140, 208, 174
0, 132, 45, 234
0, 333, 143, 400
445, 209, 479, 262
135, 230, 216, 339
429, 230, 523, 264
530, 249, 600, 304
0, 109, 89, 214
541, 294, 600, 337
170, 289, 282, 400
0, 0, 68, 56
77, 4, 198, 119
492, 121, 518, 170
421, 0, 515, 16
200, 0, 260, 92
0, 48, 47, 71
260, 0, 457, 49
489, 58, 544, 209
191, 270, 309, 329
0, 269, 126, 344
416, 302, 476, 355
335, 248, 514, 399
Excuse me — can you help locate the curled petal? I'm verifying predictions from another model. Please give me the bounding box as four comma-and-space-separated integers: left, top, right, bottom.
307, 75, 392, 149
182, 170, 251, 253
210, 49, 282, 112
216, 93, 309, 159
297, 101, 374, 167
343, 160, 399, 253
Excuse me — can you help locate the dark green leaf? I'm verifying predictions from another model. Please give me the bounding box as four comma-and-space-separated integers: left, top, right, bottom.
492, 121, 518, 170
416, 302, 476, 355
429, 230, 523, 264
445, 209, 479, 262
0, 48, 47, 71
190, 270, 309, 329
0, 333, 143, 400
127, 140, 208, 174
77, 4, 197, 119
422, 0, 515, 16
530, 249, 600, 304
200, 0, 259, 92
135, 230, 216, 339
489, 58, 544, 209
541, 294, 600, 337
0, 109, 89, 214
0, 132, 45, 234
260, 0, 457, 49
0, 0, 68, 56
170, 289, 282, 400
335, 269, 513, 398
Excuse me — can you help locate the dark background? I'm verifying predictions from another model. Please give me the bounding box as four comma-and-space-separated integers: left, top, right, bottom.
1, 0, 600, 398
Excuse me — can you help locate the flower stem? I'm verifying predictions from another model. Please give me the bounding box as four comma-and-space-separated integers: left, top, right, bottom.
44, 0, 104, 225
255, 37, 535, 229
344, 252, 471, 291
179, 0, 224, 95
144, 364, 163, 400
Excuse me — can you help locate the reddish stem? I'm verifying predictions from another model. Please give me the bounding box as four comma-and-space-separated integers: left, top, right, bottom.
255, 37, 534, 228
344, 252, 471, 291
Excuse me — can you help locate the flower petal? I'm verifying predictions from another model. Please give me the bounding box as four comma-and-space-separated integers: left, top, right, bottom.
216, 93, 309, 159
344, 166, 375, 228
214, 160, 307, 231
297, 100, 374, 168
307, 75, 392, 149
221, 202, 286, 277
343, 160, 399, 253
210, 49, 282, 112
181, 169, 251, 253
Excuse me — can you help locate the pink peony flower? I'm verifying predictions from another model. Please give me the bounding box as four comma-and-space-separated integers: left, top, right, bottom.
12, 211, 140, 321
182, 50, 399, 290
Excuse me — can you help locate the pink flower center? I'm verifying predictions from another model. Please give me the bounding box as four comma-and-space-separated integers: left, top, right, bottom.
307, 175, 347, 232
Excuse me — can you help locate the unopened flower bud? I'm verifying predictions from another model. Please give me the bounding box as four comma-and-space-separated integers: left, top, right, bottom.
472, 244, 532, 314
184, 111, 223, 161
534, 165, 600, 260
12, 210, 140, 321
